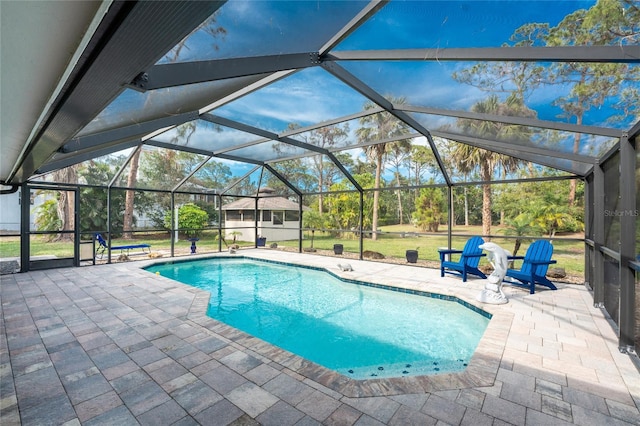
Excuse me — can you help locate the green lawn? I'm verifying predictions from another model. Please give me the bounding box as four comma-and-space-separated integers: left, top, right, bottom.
296, 224, 585, 277
0, 226, 586, 278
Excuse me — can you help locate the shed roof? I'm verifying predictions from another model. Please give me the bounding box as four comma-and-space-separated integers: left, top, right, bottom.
222, 197, 310, 211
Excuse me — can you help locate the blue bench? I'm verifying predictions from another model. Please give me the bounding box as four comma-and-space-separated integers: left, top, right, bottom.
95, 234, 151, 258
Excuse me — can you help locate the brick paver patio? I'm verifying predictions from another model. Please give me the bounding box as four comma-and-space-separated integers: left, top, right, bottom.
1, 250, 639, 425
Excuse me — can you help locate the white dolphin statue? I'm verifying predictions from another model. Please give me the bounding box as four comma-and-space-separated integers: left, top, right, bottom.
477, 242, 510, 304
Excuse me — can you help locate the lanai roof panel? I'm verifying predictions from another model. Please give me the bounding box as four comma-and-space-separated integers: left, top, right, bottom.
224, 140, 311, 163
337, 60, 636, 130
152, 119, 260, 154
211, 67, 374, 133
156, 0, 370, 64
407, 112, 618, 159
335, 0, 595, 50
76, 75, 271, 138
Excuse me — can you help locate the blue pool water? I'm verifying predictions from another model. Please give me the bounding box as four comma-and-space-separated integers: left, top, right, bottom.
145, 257, 490, 379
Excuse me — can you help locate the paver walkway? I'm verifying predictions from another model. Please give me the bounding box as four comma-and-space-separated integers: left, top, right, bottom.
1, 250, 639, 425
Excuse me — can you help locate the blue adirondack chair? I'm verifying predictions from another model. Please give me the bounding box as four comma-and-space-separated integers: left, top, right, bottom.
505, 240, 557, 294
439, 236, 487, 282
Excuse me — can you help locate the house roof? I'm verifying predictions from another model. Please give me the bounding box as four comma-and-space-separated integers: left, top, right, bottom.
222, 197, 310, 211
222, 188, 310, 211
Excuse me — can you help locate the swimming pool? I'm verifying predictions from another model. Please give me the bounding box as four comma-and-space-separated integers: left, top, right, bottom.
145, 257, 490, 379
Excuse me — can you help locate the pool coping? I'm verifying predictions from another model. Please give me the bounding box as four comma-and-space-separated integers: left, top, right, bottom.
144, 252, 513, 398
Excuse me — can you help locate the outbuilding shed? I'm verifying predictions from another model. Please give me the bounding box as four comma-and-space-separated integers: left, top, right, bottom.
222, 187, 310, 244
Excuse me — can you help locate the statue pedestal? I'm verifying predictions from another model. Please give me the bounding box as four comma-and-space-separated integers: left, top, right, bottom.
477, 275, 508, 304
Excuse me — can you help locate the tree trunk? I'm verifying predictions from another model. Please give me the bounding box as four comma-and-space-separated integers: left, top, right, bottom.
56, 190, 75, 242
464, 187, 469, 226
123, 148, 141, 239
568, 130, 581, 207
568, 97, 585, 208
52, 166, 77, 242
372, 155, 382, 241
482, 183, 491, 240
500, 168, 506, 225
318, 161, 324, 214
395, 172, 403, 225
414, 163, 420, 205
513, 239, 521, 257
481, 162, 492, 240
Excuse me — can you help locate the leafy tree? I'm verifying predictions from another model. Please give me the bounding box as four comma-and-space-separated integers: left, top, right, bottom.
530, 203, 576, 239
494, 178, 584, 233
231, 178, 259, 197
351, 157, 376, 175
194, 200, 219, 225
50, 166, 78, 241
386, 140, 412, 224
325, 152, 356, 184
453, 0, 640, 208
409, 145, 437, 187
34, 199, 62, 240
357, 98, 411, 240
164, 203, 209, 237
137, 149, 219, 227
412, 186, 446, 232
268, 159, 315, 194
452, 185, 482, 226
306, 124, 350, 213
78, 159, 127, 236
302, 210, 328, 249
164, 13, 227, 62
541, 1, 639, 204
180, 157, 232, 193
123, 147, 141, 239
325, 173, 374, 235
452, 23, 546, 102
139, 149, 190, 188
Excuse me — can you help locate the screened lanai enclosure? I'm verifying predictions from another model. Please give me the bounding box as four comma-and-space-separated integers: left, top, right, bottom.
0, 1, 639, 360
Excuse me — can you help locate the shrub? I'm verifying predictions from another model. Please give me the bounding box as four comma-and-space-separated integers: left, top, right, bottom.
34, 199, 62, 235
164, 203, 209, 237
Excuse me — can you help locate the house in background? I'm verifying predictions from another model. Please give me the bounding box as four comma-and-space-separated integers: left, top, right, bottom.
0, 190, 48, 232
222, 187, 309, 244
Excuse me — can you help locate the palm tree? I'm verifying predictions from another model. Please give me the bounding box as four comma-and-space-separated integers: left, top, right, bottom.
502, 213, 539, 257
302, 210, 326, 250
356, 98, 411, 240
450, 95, 530, 238
532, 204, 572, 241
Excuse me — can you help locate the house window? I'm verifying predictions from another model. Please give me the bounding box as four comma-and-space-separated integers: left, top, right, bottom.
273, 211, 283, 225
243, 210, 255, 221
262, 210, 271, 221
226, 210, 241, 221
285, 210, 299, 221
